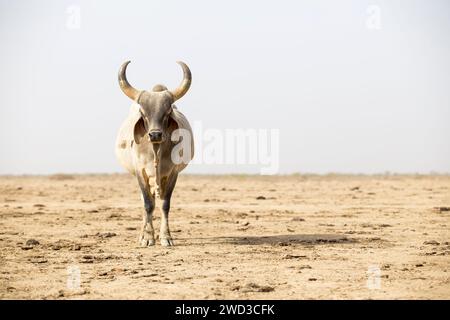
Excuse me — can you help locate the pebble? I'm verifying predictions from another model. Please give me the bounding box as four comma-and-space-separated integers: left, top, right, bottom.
423, 240, 440, 245
26, 239, 40, 246
96, 232, 117, 238
284, 254, 307, 259
241, 283, 275, 293
29, 257, 47, 264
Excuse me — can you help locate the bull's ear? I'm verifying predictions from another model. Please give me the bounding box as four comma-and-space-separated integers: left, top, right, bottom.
168, 106, 182, 142
133, 117, 146, 144
168, 112, 180, 130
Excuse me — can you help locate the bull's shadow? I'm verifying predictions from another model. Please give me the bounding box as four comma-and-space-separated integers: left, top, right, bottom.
181, 234, 356, 246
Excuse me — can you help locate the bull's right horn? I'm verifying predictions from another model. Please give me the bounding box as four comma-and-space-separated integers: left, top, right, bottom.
118, 61, 142, 102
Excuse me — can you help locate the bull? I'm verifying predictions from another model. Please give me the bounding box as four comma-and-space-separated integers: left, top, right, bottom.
115, 61, 194, 247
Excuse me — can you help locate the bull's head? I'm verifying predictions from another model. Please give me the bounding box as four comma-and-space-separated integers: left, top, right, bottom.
118, 61, 191, 145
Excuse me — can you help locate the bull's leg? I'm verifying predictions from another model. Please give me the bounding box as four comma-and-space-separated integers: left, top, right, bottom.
137, 174, 155, 247
160, 173, 178, 246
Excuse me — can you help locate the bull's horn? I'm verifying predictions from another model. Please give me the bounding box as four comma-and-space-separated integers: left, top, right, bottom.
118, 61, 142, 102
170, 61, 192, 101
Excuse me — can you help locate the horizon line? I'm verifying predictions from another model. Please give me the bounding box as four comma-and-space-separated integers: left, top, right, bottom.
1, 172, 449, 178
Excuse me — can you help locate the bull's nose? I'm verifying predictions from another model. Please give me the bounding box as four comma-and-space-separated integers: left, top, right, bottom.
149, 131, 163, 143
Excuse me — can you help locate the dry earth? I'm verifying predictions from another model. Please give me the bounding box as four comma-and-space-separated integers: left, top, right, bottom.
0, 174, 449, 299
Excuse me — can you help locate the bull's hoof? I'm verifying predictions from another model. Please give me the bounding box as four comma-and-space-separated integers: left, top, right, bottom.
160, 237, 174, 246
140, 238, 155, 247
139, 233, 155, 247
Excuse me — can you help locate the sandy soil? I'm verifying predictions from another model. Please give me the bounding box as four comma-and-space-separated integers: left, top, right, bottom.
0, 174, 449, 299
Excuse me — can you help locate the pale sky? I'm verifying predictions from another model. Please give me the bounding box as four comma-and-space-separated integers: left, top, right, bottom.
1, 0, 449, 174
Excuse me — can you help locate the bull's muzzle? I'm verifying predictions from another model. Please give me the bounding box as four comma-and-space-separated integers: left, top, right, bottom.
149, 130, 163, 143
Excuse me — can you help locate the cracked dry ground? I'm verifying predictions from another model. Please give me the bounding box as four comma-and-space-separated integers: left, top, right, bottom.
0, 174, 449, 299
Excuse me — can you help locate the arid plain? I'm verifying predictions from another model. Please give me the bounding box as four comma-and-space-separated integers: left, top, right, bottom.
0, 174, 449, 299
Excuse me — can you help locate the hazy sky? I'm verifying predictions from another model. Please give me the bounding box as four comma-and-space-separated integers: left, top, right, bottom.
1, 0, 449, 174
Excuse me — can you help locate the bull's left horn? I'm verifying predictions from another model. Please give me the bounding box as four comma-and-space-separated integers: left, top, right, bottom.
118, 61, 142, 102
170, 61, 192, 101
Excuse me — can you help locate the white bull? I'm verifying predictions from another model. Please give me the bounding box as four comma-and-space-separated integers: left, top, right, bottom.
115, 61, 194, 247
